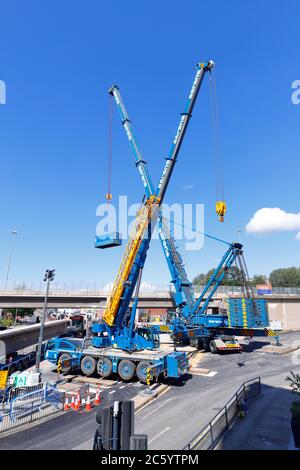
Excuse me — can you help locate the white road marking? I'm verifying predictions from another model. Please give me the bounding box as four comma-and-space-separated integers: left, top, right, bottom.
109, 390, 116, 394
119, 385, 126, 389
208, 371, 218, 377
142, 397, 173, 419
191, 370, 218, 377
89, 387, 103, 394
148, 426, 171, 445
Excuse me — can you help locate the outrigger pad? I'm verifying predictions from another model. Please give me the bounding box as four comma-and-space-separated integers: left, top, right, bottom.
94, 233, 122, 249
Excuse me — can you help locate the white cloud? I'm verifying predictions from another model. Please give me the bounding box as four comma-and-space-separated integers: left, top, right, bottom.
245, 208, 300, 236
183, 183, 195, 191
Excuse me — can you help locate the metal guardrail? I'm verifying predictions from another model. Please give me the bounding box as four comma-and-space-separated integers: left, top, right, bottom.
183, 377, 261, 450
193, 286, 300, 296
0, 285, 300, 297
0, 383, 65, 433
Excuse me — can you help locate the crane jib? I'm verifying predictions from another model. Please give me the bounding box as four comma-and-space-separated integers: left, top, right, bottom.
157, 61, 214, 201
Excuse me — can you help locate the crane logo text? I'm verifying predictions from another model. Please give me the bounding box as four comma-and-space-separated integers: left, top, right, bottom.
188, 69, 201, 100
157, 159, 170, 189
173, 115, 186, 145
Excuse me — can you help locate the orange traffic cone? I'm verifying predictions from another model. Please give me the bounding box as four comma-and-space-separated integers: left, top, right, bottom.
76, 391, 81, 406
85, 395, 92, 411
70, 395, 75, 409
64, 395, 70, 411
94, 389, 101, 406
74, 397, 79, 411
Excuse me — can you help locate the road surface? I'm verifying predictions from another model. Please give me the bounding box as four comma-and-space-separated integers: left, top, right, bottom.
0, 331, 299, 450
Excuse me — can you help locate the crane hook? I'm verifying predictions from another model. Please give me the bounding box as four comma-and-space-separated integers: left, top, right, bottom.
216, 201, 226, 222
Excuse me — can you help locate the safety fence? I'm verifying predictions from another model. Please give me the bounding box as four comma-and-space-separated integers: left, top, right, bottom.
0, 383, 65, 433
0, 382, 99, 434
183, 377, 261, 450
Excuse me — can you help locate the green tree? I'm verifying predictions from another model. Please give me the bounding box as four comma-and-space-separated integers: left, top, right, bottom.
4, 308, 35, 318
222, 266, 245, 286
269, 267, 300, 287
250, 274, 268, 286
193, 266, 245, 286
192, 273, 207, 285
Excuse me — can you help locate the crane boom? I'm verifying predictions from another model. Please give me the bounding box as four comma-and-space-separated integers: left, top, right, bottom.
157, 61, 214, 201
103, 61, 213, 333
108, 85, 155, 198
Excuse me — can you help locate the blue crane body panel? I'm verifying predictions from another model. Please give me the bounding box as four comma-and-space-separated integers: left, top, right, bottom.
45, 337, 188, 380
227, 298, 269, 328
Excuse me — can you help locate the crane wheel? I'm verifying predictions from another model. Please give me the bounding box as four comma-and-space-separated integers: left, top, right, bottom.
136, 361, 149, 383
118, 360, 136, 381
209, 340, 217, 354
97, 358, 112, 378
58, 353, 72, 373
81, 356, 96, 376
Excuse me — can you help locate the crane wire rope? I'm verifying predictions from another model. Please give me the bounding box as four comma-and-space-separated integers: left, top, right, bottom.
161, 215, 231, 247
106, 94, 113, 204
209, 68, 226, 222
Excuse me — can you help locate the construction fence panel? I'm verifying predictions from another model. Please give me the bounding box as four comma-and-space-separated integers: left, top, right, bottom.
0, 384, 65, 433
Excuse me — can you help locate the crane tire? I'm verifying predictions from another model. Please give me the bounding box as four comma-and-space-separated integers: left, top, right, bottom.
209, 340, 217, 354
136, 361, 149, 383
81, 356, 96, 376
118, 360, 136, 381
58, 353, 72, 373
97, 358, 112, 378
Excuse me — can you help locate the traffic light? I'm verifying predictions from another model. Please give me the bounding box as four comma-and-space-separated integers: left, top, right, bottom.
119, 400, 134, 450
43, 269, 55, 282
94, 400, 147, 450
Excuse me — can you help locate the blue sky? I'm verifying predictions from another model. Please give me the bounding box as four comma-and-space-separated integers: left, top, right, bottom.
0, 0, 299, 288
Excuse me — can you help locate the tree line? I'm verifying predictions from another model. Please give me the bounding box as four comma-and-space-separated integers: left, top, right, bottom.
192, 267, 300, 288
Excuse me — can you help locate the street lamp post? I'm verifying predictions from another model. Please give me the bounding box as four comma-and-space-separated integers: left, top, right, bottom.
236, 228, 243, 244
4, 229, 18, 290
35, 269, 55, 372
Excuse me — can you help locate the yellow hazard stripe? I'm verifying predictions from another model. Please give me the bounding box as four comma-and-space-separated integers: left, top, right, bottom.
160, 325, 171, 332
266, 330, 277, 337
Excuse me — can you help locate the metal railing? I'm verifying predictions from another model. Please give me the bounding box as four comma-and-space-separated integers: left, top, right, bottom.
0, 285, 299, 297
193, 286, 300, 296
183, 377, 261, 450
0, 383, 65, 433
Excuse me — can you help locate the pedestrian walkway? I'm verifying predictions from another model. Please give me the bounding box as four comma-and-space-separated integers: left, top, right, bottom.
219, 381, 298, 450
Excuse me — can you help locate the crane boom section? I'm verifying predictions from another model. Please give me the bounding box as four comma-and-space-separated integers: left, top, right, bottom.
157, 61, 214, 201
190, 243, 243, 319
103, 195, 160, 326
109, 85, 155, 198
158, 215, 196, 311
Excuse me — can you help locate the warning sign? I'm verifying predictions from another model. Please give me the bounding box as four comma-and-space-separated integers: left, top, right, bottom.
0, 370, 8, 389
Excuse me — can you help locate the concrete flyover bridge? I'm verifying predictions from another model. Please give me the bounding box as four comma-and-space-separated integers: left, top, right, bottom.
0, 288, 299, 330
0, 319, 69, 355
0, 290, 176, 309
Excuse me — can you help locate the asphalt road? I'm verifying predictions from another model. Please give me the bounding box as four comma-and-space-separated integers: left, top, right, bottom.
0, 331, 299, 450
135, 331, 300, 449
0, 381, 147, 450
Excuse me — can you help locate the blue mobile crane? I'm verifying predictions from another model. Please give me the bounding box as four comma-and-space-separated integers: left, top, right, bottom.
109, 67, 273, 354
46, 61, 214, 381
158, 217, 272, 352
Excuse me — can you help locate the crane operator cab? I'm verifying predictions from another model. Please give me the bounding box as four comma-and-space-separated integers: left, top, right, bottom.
136, 326, 160, 350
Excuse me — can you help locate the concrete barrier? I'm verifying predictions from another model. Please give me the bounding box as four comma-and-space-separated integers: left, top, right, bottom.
0, 320, 68, 355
